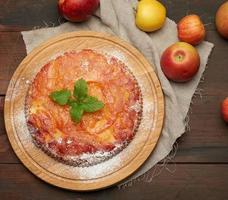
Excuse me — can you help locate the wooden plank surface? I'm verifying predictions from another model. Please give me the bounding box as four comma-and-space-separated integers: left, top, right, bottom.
0, 0, 62, 30
0, 0, 228, 199
0, 91, 227, 164
0, 32, 26, 95
3, 31, 164, 191
1, 164, 228, 200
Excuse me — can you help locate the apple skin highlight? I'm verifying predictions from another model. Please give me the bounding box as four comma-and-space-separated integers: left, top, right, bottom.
177, 14, 205, 45
58, 0, 100, 22
216, 1, 228, 39
135, 0, 166, 32
160, 42, 200, 82
221, 98, 228, 123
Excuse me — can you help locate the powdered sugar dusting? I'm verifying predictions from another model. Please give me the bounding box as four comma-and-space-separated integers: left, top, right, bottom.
24, 49, 143, 168
63, 143, 124, 169
130, 100, 142, 112
77, 152, 123, 179
57, 138, 63, 144
80, 59, 90, 71
9, 46, 158, 181
25, 80, 30, 84
70, 75, 156, 179
66, 138, 73, 144
104, 50, 129, 66
140, 101, 154, 132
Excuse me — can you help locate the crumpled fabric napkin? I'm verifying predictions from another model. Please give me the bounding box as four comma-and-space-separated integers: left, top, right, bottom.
22, 0, 214, 185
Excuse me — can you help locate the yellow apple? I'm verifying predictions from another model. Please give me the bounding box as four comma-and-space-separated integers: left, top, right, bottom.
135, 0, 166, 32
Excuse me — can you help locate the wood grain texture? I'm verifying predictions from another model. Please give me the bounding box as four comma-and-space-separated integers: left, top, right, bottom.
1, 30, 228, 164
1, 164, 228, 200
1, 0, 228, 198
2, 91, 228, 165
0, 32, 26, 95
0, 0, 62, 30
4, 31, 164, 190
0, 0, 222, 31
0, 97, 20, 163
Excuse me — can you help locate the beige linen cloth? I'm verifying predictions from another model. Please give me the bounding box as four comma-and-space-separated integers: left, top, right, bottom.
22, 0, 214, 185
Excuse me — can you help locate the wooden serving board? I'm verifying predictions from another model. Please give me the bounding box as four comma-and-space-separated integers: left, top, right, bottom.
4, 31, 164, 191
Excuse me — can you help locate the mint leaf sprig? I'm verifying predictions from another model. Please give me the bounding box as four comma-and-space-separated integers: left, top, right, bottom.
49, 78, 104, 123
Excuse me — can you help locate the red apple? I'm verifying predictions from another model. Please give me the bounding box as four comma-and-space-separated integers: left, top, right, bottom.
221, 97, 228, 123
177, 14, 206, 45
160, 42, 200, 82
216, 1, 228, 39
58, 0, 100, 22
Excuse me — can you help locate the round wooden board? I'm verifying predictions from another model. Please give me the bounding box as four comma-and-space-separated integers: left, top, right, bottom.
4, 31, 164, 191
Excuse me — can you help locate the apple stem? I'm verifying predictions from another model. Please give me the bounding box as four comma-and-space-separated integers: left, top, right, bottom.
175, 54, 184, 62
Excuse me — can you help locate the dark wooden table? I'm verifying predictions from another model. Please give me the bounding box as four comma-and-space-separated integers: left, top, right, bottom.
1, 0, 228, 199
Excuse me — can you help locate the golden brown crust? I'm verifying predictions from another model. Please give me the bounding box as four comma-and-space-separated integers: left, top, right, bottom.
26, 49, 142, 166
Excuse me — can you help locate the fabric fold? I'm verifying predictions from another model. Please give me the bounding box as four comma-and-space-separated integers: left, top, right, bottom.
22, 0, 214, 185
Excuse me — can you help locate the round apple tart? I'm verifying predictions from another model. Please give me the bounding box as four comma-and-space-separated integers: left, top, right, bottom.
26, 49, 142, 167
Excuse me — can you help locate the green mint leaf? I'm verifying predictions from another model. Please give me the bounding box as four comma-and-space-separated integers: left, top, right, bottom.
82, 96, 104, 113
49, 78, 104, 123
49, 89, 71, 105
70, 103, 84, 123
74, 78, 88, 101
67, 98, 77, 106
